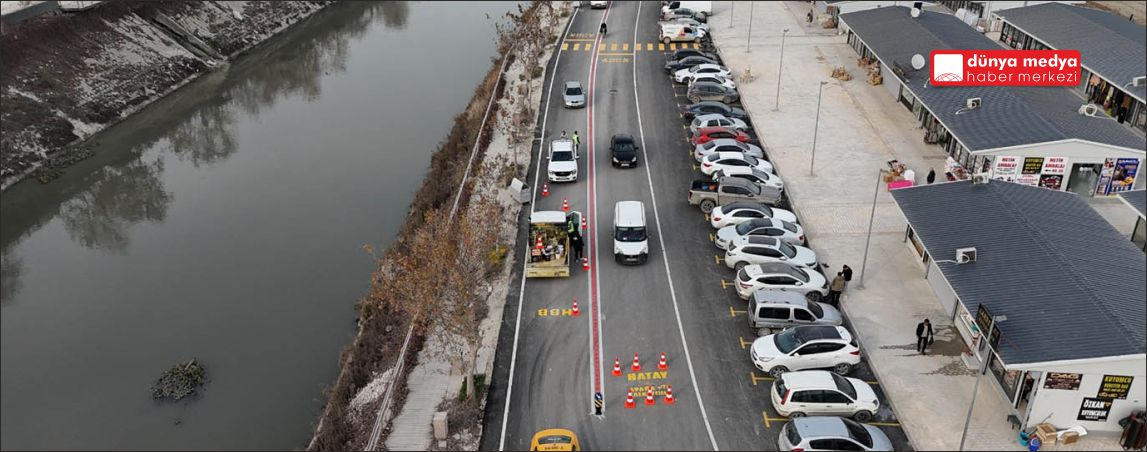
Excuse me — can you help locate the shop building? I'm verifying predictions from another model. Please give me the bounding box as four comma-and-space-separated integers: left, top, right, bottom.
890, 179, 1146, 434
994, 2, 1147, 134
817, 1, 936, 27
1118, 189, 1147, 251
933, 1, 1083, 31
841, 6, 1145, 196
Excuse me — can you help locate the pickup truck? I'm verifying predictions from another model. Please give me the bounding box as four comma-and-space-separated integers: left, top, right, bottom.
688, 177, 782, 213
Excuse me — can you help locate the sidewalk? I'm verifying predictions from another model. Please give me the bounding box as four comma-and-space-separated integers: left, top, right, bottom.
710, 2, 1125, 451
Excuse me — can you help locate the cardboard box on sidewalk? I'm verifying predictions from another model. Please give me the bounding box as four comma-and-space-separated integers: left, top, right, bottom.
1061, 431, 1079, 444
1035, 423, 1057, 445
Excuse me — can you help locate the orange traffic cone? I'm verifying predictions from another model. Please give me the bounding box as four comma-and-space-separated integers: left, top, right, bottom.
612, 356, 622, 377
582, 257, 590, 271
631, 353, 641, 372
542, 182, 549, 197
664, 385, 676, 404
562, 198, 570, 211
535, 235, 543, 250
581, 216, 587, 231
625, 390, 635, 409
571, 298, 580, 317
658, 352, 668, 371
645, 387, 656, 406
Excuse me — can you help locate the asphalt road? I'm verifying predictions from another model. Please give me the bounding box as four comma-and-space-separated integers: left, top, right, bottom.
482, 2, 912, 450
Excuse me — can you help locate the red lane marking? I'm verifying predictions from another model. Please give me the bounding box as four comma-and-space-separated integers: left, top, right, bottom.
587, 7, 611, 396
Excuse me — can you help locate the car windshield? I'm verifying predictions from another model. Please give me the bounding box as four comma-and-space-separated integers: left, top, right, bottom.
743, 155, 759, 165
843, 418, 874, 448
615, 226, 647, 242
778, 240, 797, 258
552, 150, 574, 162
781, 220, 798, 233
702, 141, 717, 150
734, 221, 763, 235
773, 327, 804, 354
565, 86, 582, 96
614, 141, 635, 154
832, 373, 857, 400
806, 301, 824, 319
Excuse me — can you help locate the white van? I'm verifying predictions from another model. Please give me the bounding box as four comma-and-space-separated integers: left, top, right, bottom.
661, 1, 713, 19
613, 201, 648, 264
659, 22, 706, 45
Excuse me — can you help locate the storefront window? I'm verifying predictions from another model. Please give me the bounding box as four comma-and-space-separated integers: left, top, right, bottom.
989, 352, 1022, 403
1132, 218, 1146, 252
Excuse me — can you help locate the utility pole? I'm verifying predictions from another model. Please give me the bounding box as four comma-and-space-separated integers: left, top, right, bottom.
809, 81, 827, 176
746, 2, 755, 51
773, 28, 789, 110
858, 168, 886, 289
959, 315, 1007, 451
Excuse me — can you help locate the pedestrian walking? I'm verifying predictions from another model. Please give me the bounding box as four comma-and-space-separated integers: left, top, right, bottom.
570, 230, 584, 261
841, 264, 853, 283
572, 130, 581, 150
926, 168, 936, 184
560, 130, 567, 139
916, 319, 934, 355
829, 272, 846, 306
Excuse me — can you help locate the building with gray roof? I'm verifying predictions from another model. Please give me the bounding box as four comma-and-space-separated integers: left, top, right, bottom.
1117, 189, 1146, 251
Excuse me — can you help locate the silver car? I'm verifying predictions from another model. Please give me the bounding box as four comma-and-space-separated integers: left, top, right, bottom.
563, 81, 585, 108
779, 417, 894, 451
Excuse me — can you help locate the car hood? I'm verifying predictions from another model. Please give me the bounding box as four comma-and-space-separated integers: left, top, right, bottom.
816, 302, 843, 324
805, 269, 827, 289
770, 208, 797, 223
564, 93, 585, 102
850, 378, 879, 406
715, 226, 738, 248
792, 246, 818, 268
614, 240, 647, 255
549, 161, 577, 172
613, 149, 637, 160
751, 335, 783, 360
865, 425, 894, 451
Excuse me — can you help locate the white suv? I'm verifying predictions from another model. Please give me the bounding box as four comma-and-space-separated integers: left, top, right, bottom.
735, 262, 828, 301
726, 236, 818, 271
751, 325, 860, 377
770, 370, 879, 422
547, 138, 578, 182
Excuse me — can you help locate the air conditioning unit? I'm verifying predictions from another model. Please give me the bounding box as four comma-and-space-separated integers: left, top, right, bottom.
955, 247, 977, 264
1132, 76, 1146, 87
972, 174, 990, 185
966, 97, 982, 109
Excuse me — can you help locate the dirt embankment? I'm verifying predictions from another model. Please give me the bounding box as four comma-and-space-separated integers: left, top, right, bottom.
0, 1, 331, 190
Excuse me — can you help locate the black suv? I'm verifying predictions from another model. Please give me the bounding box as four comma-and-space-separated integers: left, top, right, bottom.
610, 134, 639, 168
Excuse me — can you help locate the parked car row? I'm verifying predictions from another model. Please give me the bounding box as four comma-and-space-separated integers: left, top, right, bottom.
660, 37, 894, 451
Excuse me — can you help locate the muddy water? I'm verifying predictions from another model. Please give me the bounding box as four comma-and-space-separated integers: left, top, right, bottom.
0, 2, 516, 449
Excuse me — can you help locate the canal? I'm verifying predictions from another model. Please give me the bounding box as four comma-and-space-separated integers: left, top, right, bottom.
0, 2, 517, 449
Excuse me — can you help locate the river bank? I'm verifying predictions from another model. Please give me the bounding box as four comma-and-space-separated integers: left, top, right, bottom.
0, 1, 332, 191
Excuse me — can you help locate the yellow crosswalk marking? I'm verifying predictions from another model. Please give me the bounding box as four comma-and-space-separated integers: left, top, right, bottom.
622, 43, 629, 51
611, 42, 618, 51
658, 43, 666, 51
561, 43, 569, 51
573, 43, 581, 51
647, 43, 654, 51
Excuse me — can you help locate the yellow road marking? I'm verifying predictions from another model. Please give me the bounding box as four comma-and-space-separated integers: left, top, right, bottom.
721, 279, 734, 289
714, 255, 724, 265
610, 42, 618, 51
561, 43, 569, 51
573, 43, 581, 51
622, 43, 629, 51
750, 372, 771, 386
647, 43, 654, 51
658, 43, 666, 51
669, 43, 677, 50
763, 412, 790, 428
739, 337, 753, 349
709, 232, 715, 242
692, 43, 701, 49
704, 213, 710, 222
729, 306, 746, 317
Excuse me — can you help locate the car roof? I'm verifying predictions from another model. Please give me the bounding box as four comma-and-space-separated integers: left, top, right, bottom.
753, 262, 804, 275
695, 126, 741, 135
723, 201, 766, 211
612, 134, 634, 142
789, 417, 854, 437
736, 235, 780, 247
690, 101, 728, 109
780, 370, 841, 389
712, 151, 754, 161
716, 176, 757, 189
551, 139, 573, 152
694, 63, 724, 71
751, 289, 809, 307
692, 81, 728, 90
708, 139, 747, 148
564, 81, 581, 88
695, 113, 731, 122
614, 201, 645, 227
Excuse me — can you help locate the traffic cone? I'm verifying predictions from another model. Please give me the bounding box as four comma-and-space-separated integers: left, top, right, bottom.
612, 356, 622, 377
562, 198, 570, 211
581, 216, 587, 231
582, 257, 590, 271
658, 352, 668, 371
625, 390, 635, 409
645, 387, 656, 406
571, 298, 580, 317
535, 235, 543, 250
631, 353, 641, 372
664, 385, 676, 404
542, 182, 549, 197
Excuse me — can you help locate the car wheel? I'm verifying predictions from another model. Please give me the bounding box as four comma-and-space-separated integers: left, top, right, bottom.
806, 291, 822, 303
788, 411, 806, 418
663, 37, 672, 45
757, 327, 773, 337
689, 95, 701, 103
833, 362, 853, 375
734, 261, 747, 272
768, 366, 789, 378
699, 199, 716, 213
853, 411, 874, 422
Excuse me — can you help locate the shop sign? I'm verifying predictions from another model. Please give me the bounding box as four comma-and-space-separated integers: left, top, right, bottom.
1077, 397, 1112, 422
1038, 174, 1063, 190
1041, 157, 1066, 175
992, 156, 1018, 181
1097, 375, 1133, 400
1022, 157, 1045, 175
1110, 158, 1139, 194
1015, 174, 1039, 186
1043, 372, 1082, 391
1096, 158, 1116, 196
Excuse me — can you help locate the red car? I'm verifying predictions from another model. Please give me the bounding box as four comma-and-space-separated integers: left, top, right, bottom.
691, 126, 751, 145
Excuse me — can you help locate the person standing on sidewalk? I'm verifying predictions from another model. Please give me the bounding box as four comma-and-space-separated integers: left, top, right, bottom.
926, 168, 936, 184
916, 319, 934, 355
841, 264, 853, 285
570, 229, 584, 262
828, 272, 846, 306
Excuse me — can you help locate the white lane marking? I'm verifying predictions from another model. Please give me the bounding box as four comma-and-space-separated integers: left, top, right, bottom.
499, 5, 579, 450
586, 3, 612, 417
630, 3, 719, 450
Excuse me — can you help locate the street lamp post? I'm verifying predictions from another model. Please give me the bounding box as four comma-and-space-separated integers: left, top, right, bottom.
858, 168, 886, 289
773, 28, 789, 110
958, 315, 1008, 451
729, 0, 735, 28
746, 2, 755, 51
809, 80, 827, 177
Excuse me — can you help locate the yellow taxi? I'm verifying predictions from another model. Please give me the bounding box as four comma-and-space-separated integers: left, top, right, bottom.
529, 428, 581, 451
